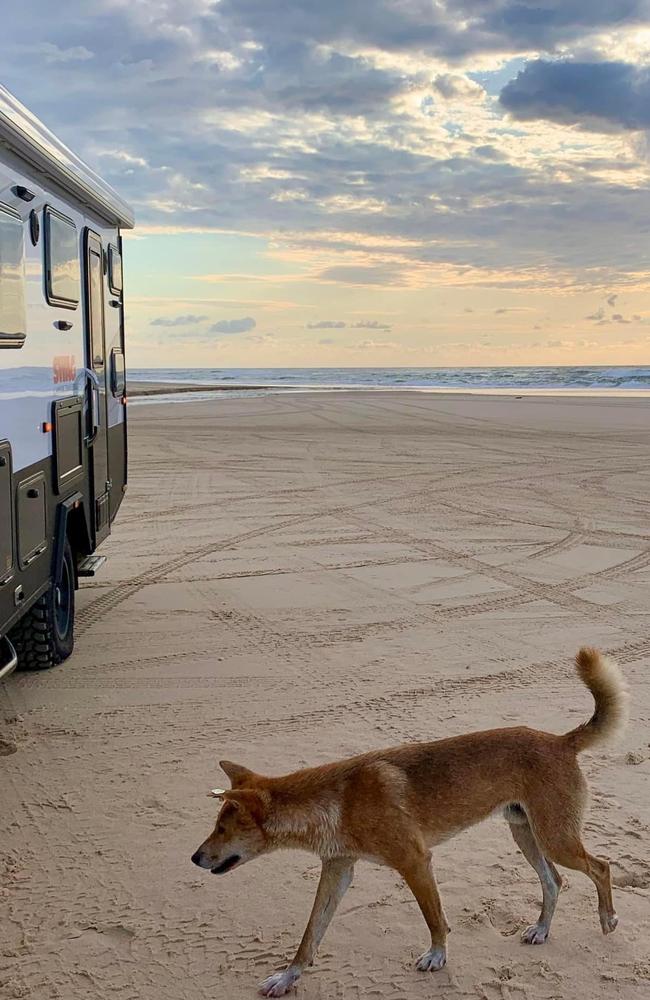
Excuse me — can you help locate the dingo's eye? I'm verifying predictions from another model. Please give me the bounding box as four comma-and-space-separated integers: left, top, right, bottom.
217, 823, 226, 835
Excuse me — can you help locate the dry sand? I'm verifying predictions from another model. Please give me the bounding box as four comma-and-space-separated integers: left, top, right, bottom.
1, 390, 649, 1000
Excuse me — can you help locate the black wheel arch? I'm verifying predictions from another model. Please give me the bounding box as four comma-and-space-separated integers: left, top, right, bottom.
54, 493, 92, 587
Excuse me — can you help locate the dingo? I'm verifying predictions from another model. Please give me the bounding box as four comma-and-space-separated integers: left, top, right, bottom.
191, 647, 627, 996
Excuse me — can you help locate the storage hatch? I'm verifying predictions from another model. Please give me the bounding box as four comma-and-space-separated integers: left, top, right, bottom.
17, 473, 47, 569
0, 441, 13, 581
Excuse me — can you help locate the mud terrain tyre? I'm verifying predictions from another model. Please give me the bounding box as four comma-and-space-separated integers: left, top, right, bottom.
10, 540, 75, 670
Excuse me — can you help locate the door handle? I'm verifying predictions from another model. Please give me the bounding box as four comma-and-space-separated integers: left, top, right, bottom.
86, 369, 101, 443
54, 320, 74, 331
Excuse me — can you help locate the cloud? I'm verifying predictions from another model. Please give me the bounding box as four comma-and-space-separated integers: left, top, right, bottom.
245, 333, 278, 345
350, 320, 392, 331
432, 73, 484, 101
586, 295, 635, 325
209, 317, 257, 334
220, 0, 649, 59
500, 60, 650, 132
20, 42, 93, 64
494, 306, 536, 315
306, 320, 347, 329
543, 337, 622, 351
1, 0, 649, 307
474, 144, 506, 161
150, 314, 208, 327
350, 339, 400, 350
317, 265, 405, 286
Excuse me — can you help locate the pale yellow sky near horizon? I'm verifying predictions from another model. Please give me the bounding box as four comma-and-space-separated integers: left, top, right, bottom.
123, 226, 650, 369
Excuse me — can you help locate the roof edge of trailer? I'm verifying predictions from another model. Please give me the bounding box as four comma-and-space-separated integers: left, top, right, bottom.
0, 85, 135, 230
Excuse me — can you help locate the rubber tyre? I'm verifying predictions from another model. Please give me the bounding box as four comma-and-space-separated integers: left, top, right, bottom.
10, 540, 76, 671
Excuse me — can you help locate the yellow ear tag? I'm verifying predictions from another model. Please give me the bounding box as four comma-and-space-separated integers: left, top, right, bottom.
208, 787, 226, 799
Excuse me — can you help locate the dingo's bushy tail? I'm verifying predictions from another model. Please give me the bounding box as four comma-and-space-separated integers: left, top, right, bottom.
565, 647, 628, 752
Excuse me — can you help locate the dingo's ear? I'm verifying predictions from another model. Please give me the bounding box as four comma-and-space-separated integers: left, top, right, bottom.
221, 789, 268, 825
219, 760, 255, 787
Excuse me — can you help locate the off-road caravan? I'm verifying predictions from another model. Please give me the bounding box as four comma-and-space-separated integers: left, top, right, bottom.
0, 85, 134, 679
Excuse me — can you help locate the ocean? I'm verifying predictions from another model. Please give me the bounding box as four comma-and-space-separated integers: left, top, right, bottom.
129, 366, 650, 398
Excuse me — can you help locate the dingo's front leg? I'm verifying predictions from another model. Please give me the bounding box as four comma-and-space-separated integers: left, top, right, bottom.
397, 853, 449, 972
259, 857, 354, 997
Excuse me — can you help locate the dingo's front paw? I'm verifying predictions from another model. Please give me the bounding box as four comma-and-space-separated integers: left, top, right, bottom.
259, 967, 301, 997
521, 923, 549, 945
415, 946, 447, 972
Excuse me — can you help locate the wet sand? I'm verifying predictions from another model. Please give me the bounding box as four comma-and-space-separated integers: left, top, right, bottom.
128, 380, 277, 395
2, 391, 649, 1000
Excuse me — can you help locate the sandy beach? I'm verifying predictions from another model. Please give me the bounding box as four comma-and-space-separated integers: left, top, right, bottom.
2, 391, 649, 1000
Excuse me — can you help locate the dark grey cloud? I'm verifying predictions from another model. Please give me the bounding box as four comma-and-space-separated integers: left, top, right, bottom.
500, 60, 650, 131
475, 144, 506, 160
220, 0, 650, 58
209, 317, 256, 334
256, 46, 409, 115
151, 314, 207, 327
478, 1, 649, 50
306, 320, 347, 329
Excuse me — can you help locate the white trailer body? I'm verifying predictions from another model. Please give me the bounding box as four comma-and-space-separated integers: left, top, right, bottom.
0, 85, 134, 678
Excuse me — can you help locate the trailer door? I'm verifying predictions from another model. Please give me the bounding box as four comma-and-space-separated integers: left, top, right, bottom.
84, 230, 111, 545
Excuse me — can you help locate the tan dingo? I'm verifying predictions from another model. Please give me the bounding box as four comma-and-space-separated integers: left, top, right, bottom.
191, 648, 627, 996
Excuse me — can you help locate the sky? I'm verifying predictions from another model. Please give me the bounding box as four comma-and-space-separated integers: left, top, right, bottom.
2, 1, 650, 369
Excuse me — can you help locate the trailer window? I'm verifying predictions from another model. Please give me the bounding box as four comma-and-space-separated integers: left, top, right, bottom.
108, 244, 123, 295
88, 247, 104, 368
44, 207, 80, 308
0, 204, 26, 348
111, 349, 126, 397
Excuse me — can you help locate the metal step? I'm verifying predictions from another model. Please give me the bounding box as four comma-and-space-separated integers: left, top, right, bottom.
0, 635, 18, 682
77, 554, 107, 577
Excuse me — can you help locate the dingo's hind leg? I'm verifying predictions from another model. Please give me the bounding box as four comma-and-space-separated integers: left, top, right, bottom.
507, 808, 562, 944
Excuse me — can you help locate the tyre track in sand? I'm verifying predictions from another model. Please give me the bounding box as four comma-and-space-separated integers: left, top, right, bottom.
78, 457, 650, 637
27, 634, 649, 751
75, 466, 546, 636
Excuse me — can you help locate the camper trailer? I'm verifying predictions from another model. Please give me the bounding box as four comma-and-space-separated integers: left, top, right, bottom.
0, 85, 134, 679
